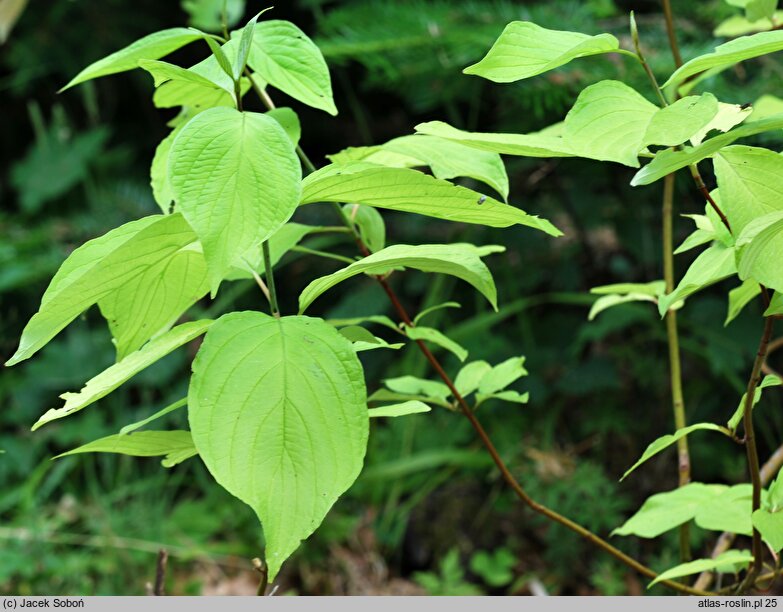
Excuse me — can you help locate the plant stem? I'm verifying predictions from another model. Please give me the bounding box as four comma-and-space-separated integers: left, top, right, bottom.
661, 0, 683, 68
262, 241, 280, 318
739, 315, 775, 592
153, 549, 168, 596
663, 173, 691, 563
252, 86, 717, 598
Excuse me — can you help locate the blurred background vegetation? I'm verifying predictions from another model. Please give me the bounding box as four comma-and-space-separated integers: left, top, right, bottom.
2, 0, 782, 596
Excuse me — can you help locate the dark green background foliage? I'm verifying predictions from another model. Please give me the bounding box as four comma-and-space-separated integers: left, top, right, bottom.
1, 0, 780, 595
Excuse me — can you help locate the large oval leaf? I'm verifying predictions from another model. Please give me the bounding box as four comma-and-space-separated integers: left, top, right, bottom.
188, 312, 369, 579
244, 20, 337, 115
169, 107, 301, 293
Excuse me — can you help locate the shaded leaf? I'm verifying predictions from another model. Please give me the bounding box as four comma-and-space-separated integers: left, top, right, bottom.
56, 431, 197, 468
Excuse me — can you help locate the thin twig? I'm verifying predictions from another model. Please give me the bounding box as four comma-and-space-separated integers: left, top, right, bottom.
253, 557, 269, 595
154, 549, 168, 596
262, 241, 280, 317
661, 0, 683, 68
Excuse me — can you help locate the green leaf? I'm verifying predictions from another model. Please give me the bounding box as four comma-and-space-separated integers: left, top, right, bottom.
189, 312, 368, 580
98, 242, 209, 360
612, 483, 728, 538
736, 211, 783, 293
631, 113, 783, 186
663, 30, 783, 93
478, 357, 527, 395
675, 214, 718, 254
266, 107, 301, 147
590, 281, 665, 296
368, 401, 431, 418
6, 214, 197, 366
463, 21, 621, 83
343, 204, 385, 253
55, 431, 197, 468
690, 103, 751, 146
413, 301, 461, 326
715, 145, 783, 234
139, 58, 232, 97
745, 0, 779, 22
299, 243, 503, 313
753, 509, 783, 551
475, 390, 529, 407
233, 11, 265, 81
330, 135, 510, 200
694, 484, 755, 535
404, 325, 467, 362
383, 376, 451, 403
151, 126, 182, 213
327, 314, 399, 332
169, 107, 301, 293
243, 20, 337, 115
765, 291, 783, 316
714, 13, 783, 37
725, 279, 761, 326
589, 293, 658, 321
119, 398, 188, 436
337, 326, 403, 352
767, 471, 783, 511
658, 242, 737, 315
33, 320, 212, 430
182, 0, 245, 32
750, 94, 783, 121
621, 423, 730, 481
727, 374, 782, 431
648, 551, 753, 587
61, 28, 204, 91
415, 120, 575, 158
368, 388, 449, 409
228, 223, 322, 280
454, 361, 491, 397
301, 164, 561, 236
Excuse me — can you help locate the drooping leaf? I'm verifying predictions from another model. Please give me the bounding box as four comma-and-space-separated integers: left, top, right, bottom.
676, 214, 718, 254
589, 293, 658, 321
169, 106, 301, 293
766, 291, 783, 316
299, 243, 503, 313
404, 325, 467, 362
648, 551, 753, 587
694, 484, 756, 535
590, 281, 665, 297
61, 28, 204, 91
301, 164, 561, 236
343, 204, 385, 253
119, 398, 188, 435
413, 301, 461, 326
330, 135, 510, 200
33, 320, 212, 430
663, 30, 783, 93
463, 21, 621, 83
232, 10, 265, 81
327, 314, 399, 332
55, 430, 197, 468
454, 361, 492, 397
715, 145, 783, 234
337, 325, 403, 352
243, 20, 337, 115
725, 279, 762, 326
727, 374, 782, 431
612, 483, 728, 538
368, 401, 431, 418
98, 243, 209, 360
736, 211, 783, 293
368, 388, 449, 409
714, 13, 783, 37
657, 242, 737, 315
151, 127, 181, 212
139, 58, 233, 98
202, 35, 234, 82
189, 312, 368, 580
767, 471, 783, 511
415, 120, 575, 158
750, 94, 783, 121
621, 423, 730, 481
6, 214, 197, 366
631, 113, 783, 186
